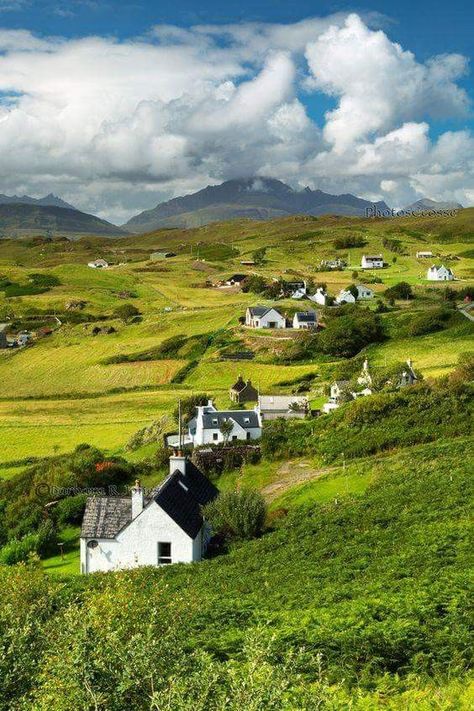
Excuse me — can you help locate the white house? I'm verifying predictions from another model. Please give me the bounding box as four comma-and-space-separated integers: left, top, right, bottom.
416, 251, 433, 259
246, 306, 286, 329
187, 400, 262, 446
80, 452, 218, 574
427, 264, 454, 281
361, 254, 384, 269
257, 395, 309, 420
293, 311, 317, 329
356, 284, 374, 300
309, 287, 329, 306
322, 381, 351, 413
335, 289, 356, 305
88, 259, 109, 269
16, 331, 32, 346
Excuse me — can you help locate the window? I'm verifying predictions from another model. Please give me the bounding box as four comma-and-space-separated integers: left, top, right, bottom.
232, 435, 237, 441
246, 432, 251, 440
158, 542, 172, 564
87, 540, 98, 549
213, 432, 219, 441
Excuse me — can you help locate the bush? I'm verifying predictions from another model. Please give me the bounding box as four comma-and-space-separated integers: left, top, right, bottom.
54, 495, 88, 526
241, 275, 268, 294
113, 303, 140, 322
318, 309, 384, 358
407, 308, 452, 336
204, 490, 266, 540
333, 235, 366, 249
0, 533, 39, 565
384, 282, 414, 300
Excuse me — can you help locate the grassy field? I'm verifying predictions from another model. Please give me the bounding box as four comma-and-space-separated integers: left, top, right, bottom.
0, 210, 472, 465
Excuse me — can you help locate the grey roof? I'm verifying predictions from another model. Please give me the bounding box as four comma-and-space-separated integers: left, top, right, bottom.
248, 306, 271, 317
227, 274, 247, 282
231, 375, 246, 392
201, 409, 260, 430
363, 254, 383, 260
81, 497, 131, 539
295, 311, 316, 322
81, 460, 218, 541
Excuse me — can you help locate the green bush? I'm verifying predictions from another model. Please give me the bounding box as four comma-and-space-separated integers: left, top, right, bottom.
384, 281, 414, 300
54, 494, 88, 526
407, 308, 452, 336
0, 533, 39, 565
204, 490, 266, 540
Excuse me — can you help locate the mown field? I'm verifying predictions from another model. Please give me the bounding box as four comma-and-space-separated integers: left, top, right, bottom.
0, 209, 472, 467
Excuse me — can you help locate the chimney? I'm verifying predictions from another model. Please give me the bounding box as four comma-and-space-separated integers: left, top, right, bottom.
169, 449, 187, 476
131, 479, 144, 518
406, 358, 413, 369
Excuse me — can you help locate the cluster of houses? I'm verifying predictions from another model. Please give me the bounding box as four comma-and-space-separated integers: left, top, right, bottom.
245, 306, 318, 330
0, 325, 35, 349
322, 358, 418, 413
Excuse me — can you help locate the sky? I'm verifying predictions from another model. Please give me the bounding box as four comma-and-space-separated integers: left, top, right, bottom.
0, 0, 472, 223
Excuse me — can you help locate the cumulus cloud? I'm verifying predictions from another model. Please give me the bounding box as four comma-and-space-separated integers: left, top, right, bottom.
0, 13, 471, 222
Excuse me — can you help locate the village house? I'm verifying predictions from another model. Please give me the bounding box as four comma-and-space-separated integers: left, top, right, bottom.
0, 324, 8, 349
245, 306, 286, 329
416, 251, 434, 259
229, 375, 258, 404
167, 400, 262, 447
225, 274, 248, 287
309, 287, 329, 305
335, 289, 356, 305
322, 381, 351, 413
257, 395, 309, 421
361, 254, 384, 269
88, 258, 109, 269
427, 264, 454, 281
293, 311, 317, 329
356, 284, 374, 299
320, 258, 346, 270
399, 359, 418, 387
80, 452, 218, 574
150, 251, 176, 260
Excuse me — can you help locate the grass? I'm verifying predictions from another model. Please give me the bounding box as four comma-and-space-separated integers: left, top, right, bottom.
41, 526, 80, 576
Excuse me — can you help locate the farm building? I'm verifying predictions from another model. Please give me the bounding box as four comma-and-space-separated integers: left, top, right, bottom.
245, 306, 286, 329
150, 251, 176, 260
399, 359, 418, 387
80, 452, 218, 574
427, 265, 454, 281
322, 381, 351, 413
320, 258, 346, 270
293, 311, 317, 329
229, 375, 258, 404
361, 254, 384, 269
416, 251, 434, 258
88, 259, 109, 269
257, 395, 309, 420
0, 324, 8, 349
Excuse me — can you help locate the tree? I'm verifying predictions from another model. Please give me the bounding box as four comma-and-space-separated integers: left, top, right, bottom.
173, 394, 210, 425
242, 275, 267, 294
317, 310, 384, 358
252, 247, 267, 265
203, 489, 267, 540
384, 282, 413, 300
219, 418, 234, 444
113, 303, 140, 322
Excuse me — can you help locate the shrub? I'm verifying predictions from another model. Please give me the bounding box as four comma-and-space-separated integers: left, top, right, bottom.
204, 490, 267, 540
113, 303, 140, 322
241, 275, 268, 294
407, 308, 452, 336
318, 309, 384, 358
334, 235, 366, 249
384, 282, 414, 300
0, 533, 39, 565
54, 494, 88, 526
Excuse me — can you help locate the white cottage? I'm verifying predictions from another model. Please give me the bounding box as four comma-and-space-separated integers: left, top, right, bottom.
293, 311, 317, 329
80, 453, 218, 574
335, 289, 356, 305
427, 265, 454, 281
309, 287, 329, 306
361, 254, 384, 269
246, 306, 286, 329
257, 395, 309, 420
356, 284, 374, 299
188, 400, 262, 445
88, 259, 109, 269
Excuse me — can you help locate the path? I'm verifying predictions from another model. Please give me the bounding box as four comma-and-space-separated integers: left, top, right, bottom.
261, 459, 336, 502
458, 303, 474, 323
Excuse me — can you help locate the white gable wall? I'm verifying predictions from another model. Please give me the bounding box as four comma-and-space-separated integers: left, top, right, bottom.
82, 501, 197, 574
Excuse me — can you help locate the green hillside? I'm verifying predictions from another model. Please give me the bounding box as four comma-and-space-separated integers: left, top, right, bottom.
1, 436, 472, 709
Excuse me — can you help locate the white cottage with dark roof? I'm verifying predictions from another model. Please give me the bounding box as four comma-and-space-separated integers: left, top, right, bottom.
80, 453, 218, 574
188, 400, 262, 445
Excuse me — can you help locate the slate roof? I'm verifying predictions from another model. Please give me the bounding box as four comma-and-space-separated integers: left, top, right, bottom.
81, 460, 218, 541
201, 410, 260, 430
247, 306, 271, 317
81, 497, 131, 539
227, 274, 247, 282
363, 254, 383, 260
231, 375, 246, 392
295, 311, 316, 322
258, 395, 308, 411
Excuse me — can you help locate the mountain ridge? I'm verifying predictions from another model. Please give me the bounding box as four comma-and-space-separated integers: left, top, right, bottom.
0, 203, 127, 237
124, 177, 392, 232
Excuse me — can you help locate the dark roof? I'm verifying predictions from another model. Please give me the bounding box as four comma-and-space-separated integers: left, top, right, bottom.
295, 311, 316, 322
81, 460, 218, 541
227, 274, 247, 282
201, 410, 260, 430
81, 497, 131, 539
364, 254, 383, 260
231, 375, 246, 392
248, 306, 270, 317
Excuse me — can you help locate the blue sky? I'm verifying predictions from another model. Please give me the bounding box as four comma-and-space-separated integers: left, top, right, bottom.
0, 0, 472, 220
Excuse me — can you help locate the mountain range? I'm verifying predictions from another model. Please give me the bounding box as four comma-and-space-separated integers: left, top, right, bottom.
0, 203, 127, 237
124, 177, 392, 232
399, 198, 463, 214
0, 192, 76, 211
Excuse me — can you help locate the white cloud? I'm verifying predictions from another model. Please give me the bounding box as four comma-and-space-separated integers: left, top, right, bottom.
0, 14, 471, 222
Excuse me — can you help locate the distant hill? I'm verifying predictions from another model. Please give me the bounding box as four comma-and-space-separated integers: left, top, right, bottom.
0, 203, 127, 237
400, 198, 463, 214
0, 192, 77, 211
124, 177, 392, 232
